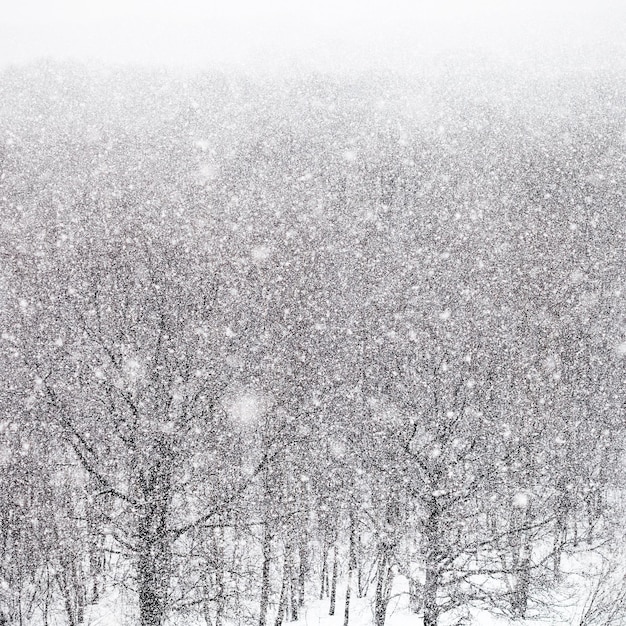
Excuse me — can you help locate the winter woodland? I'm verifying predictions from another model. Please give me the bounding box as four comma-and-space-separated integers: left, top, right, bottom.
0, 50, 625, 626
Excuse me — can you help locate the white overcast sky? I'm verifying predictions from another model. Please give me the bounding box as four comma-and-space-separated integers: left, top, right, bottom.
1, 0, 624, 70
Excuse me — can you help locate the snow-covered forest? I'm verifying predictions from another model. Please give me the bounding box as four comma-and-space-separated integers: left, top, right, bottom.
0, 36, 625, 626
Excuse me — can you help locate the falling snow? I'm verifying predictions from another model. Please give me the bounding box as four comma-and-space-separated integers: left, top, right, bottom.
0, 2, 625, 626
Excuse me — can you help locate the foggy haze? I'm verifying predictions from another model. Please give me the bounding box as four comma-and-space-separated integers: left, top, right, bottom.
2, 0, 625, 71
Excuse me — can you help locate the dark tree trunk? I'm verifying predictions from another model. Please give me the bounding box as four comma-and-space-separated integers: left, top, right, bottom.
320, 543, 328, 600
422, 563, 440, 626
357, 532, 366, 598
290, 577, 298, 622
511, 532, 532, 620
374, 543, 390, 626
259, 524, 272, 626
422, 499, 442, 626
329, 545, 338, 616
138, 545, 165, 626
298, 540, 307, 608
343, 510, 357, 626
57, 554, 86, 626
213, 528, 225, 626
137, 524, 171, 626
553, 514, 566, 582
286, 539, 298, 622
513, 554, 531, 619
274, 555, 288, 626
553, 480, 571, 582
86, 491, 105, 605
137, 451, 172, 626
509, 504, 532, 620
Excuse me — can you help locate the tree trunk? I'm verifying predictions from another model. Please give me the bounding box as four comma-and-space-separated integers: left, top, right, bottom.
374, 542, 390, 626
202, 568, 214, 626
408, 578, 421, 614
422, 562, 440, 626
138, 544, 165, 626
137, 453, 172, 626
343, 510, 357, 626
259, 524, 272, 626
86, 488, 105, 605
274, 554, 288, 626
553, 514, 566, 582
213, 528, 225, 626
512, 536, 532, 619
320, 543, 328, 600
553, 480, 571, 582
57, 554, 86, 626
298, 540, 307, 608
137, 525, 171, 626
422, 500, 441, 626
357, 531, 369, 598
289, 577, 298, 622
509, 504, 532, 619
329, 545, 338, 616
512, 558, 531, 617
286, 539, 298, 622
